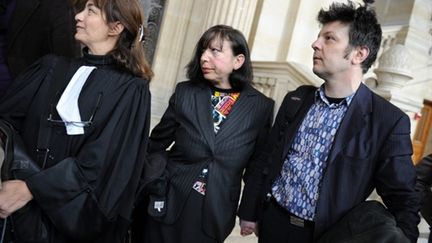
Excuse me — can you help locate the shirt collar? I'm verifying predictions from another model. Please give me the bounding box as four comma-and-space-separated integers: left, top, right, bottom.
315, 84, 355, 107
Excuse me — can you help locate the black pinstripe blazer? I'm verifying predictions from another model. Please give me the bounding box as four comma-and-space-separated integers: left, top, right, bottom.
148, 80, 274, 241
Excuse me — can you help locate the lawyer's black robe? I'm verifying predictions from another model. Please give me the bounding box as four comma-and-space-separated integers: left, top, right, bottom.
0, 52, 151, 243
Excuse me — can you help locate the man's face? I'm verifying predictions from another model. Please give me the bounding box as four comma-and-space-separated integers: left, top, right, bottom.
311, 21, 353, 81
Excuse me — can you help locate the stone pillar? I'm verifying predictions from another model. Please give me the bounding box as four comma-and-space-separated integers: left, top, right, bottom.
403, 0, 431, 69
251, 0, 301, 61
149, 0, 200, 127
203, 0, 259, 39
371, 44, 423, 138
400, 0, 432, 103
374, 44, 413, 95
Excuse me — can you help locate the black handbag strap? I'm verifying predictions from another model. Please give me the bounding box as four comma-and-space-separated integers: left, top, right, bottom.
36, 57, 75, 168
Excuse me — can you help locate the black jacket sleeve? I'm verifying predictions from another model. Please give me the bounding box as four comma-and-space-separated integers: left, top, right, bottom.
416, 154, 432, 226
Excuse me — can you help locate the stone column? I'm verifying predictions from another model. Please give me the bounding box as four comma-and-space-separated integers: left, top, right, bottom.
374, 44, 413, 95
400, 0, 432, 105
403, 0, 431, 70
371, 44, 423, 138
149, 0, 199, 127
203, 0, 259, 39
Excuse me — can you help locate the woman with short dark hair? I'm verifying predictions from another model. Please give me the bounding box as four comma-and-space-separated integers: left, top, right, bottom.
139, 25, 274, 243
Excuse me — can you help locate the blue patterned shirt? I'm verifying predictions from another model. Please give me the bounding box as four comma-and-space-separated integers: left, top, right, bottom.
271, 85, 354, 220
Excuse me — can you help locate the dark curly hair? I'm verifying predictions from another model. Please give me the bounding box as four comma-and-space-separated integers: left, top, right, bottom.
317, 0, 382, 73
186, 25, 252, 91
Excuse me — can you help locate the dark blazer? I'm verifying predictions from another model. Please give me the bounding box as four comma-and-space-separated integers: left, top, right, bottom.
238, 84, 420, 242
415, 154, 432, 226
148, 81, 274, 241
7, 0, 79, 78
317, 200, 410, 243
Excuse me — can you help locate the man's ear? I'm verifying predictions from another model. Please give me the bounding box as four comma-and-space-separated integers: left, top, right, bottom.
108, 21, 125, 36
352, 46, 370, 65
233, 54, 245, 70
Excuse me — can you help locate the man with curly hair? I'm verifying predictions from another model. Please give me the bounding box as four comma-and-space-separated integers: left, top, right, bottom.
238, 1, 420, 242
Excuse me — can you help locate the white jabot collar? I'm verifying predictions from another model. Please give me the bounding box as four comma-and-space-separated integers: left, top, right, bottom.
56, 66, 96, 135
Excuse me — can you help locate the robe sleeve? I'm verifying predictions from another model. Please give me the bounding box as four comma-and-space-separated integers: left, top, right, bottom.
24, 78, 151, 239
0, 55, 55, 127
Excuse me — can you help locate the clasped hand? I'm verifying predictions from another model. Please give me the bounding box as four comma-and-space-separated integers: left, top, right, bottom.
240, 219, 258, 237
0, 180, 33, 218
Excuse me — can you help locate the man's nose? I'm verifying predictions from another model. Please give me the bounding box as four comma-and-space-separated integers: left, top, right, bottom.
311, 39, 320, 51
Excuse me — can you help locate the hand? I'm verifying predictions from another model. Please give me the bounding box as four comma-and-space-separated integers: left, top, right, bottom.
0, 180, 33, 218
240, 219, 258, 236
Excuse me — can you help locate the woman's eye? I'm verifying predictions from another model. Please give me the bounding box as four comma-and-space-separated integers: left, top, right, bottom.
325, 36, 334, 41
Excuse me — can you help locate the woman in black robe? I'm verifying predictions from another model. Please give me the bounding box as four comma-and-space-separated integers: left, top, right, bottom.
0, 0, 153, 242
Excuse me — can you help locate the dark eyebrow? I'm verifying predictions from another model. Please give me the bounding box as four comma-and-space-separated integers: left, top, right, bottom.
319, 31, 335, 37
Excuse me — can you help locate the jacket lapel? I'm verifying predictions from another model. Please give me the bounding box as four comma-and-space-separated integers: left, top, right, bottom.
195, 84, 215, 152
214, 84, 254, 141
281, 88, 316, 159
8, 0, 40, 48
326, 83, 371, 165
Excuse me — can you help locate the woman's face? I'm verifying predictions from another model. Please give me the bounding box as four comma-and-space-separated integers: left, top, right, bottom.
74, 0, 115, 54
200, 38, 244, 88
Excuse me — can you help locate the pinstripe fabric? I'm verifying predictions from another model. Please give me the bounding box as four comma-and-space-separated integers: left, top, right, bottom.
148, 80, 274, 241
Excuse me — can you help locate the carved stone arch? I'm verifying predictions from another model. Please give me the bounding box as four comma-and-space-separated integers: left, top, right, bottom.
140, 0, 166, 64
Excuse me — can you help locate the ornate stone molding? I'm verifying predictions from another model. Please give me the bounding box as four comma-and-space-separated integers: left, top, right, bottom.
252, 61, 322, 112
374, 44, 413, 92
140, 0, 165, 64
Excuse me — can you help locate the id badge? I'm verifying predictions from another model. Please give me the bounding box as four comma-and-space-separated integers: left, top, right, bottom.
192, 181, 206, 195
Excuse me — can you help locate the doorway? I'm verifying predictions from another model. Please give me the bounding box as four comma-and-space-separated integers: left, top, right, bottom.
413, 100, 432, 164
